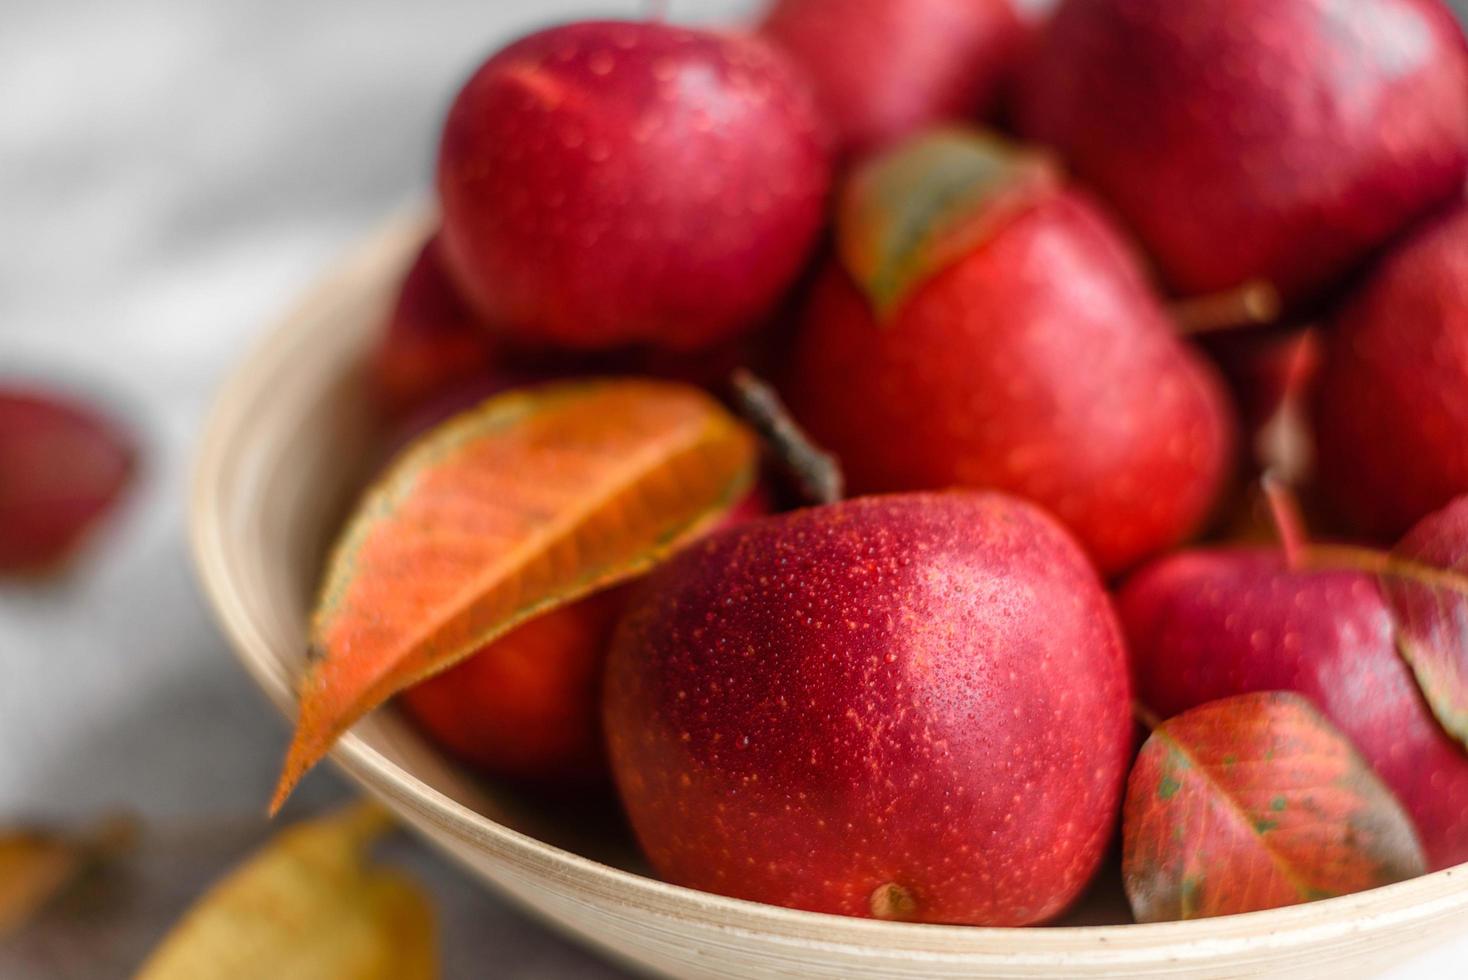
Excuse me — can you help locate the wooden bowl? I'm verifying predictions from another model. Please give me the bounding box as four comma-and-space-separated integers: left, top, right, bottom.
190, 212, 1468, 978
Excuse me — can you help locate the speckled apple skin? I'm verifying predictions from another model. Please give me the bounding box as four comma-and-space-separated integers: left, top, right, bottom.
437, 21, 832, 352
1016, 0, 1468, 306
1119, 548, 1468, 870
603, 492, 1133, 925
1314, 204, 1468, 540
785, 191, 1235, 576
759, 0, 1024, 158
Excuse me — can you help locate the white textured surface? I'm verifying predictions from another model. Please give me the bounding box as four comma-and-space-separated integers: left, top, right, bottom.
0, 0, 1460, 976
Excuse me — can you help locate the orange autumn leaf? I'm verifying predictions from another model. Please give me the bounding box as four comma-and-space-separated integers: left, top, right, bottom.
1122, 692, 1424, 923
271, 379, 758, 811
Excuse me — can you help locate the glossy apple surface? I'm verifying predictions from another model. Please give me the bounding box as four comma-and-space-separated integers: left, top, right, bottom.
1314, 202, 1468, 539
437, 20, 832, 351
604, 491, 1132, 925
759, 0, 1024, 156
1017, 0, 1468, 306
787, 189, 1234, 574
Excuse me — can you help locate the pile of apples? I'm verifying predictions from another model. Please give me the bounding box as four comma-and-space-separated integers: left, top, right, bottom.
356, 0, 1468, 927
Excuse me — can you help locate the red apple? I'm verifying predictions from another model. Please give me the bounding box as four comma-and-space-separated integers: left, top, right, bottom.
1119, 548, 1468, 870
1314, 202, 1468, 539
758, 0, 1024, 157
785, 132, 1235, 574
369, 235, 502, 420
400, 587, 626, 782
437, 20, 832, 351
1016, 0, 1468, 307
0, 388, 136, 575
604, 491, 1132, 925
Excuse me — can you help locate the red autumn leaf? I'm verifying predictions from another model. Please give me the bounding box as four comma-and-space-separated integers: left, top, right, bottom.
1122, 691, 1425, 923
0, 388, 137, 575
1381, 496, 1468, 750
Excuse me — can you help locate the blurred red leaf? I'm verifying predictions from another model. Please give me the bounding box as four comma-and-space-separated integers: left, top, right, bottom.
1122, 692, 1425, 923
0, 388, 136, 575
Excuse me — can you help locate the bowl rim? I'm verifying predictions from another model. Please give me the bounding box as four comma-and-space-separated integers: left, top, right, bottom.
187, 208, 1468, 966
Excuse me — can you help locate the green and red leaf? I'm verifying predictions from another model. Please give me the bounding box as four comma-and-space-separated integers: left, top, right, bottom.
1380, 497, 1468, 751
271, 379, 758, 812
1122, 692, 1425, 923
836, 128, 1057, 317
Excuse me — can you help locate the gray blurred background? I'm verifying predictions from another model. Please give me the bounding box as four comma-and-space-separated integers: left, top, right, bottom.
0, 0, 1459, 976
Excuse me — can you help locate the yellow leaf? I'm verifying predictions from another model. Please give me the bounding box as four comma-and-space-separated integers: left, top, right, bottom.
0, 814, 135, 936
135, 803, 434, 980
271, 379, 758, 812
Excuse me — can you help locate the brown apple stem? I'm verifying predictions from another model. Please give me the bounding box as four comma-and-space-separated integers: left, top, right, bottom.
1261, 471, 1308, 570
1133, 702, 1163, 732
1172, 280, 1282, 336
729, 369, 845, 506
642, 0, 670, 20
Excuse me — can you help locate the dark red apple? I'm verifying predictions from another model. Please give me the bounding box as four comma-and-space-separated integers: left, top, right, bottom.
1118, 549, 1468, 870
400, 587, 626, 783
0, 388, 136, 575
1016, 0, 1468, 307
437, 20, 832, 352
758, 0, 1024, 157
369, 235, 502, 420
785, 132, 1235, 575
1314, 202, 1468, 539
604, 491, 1132, 925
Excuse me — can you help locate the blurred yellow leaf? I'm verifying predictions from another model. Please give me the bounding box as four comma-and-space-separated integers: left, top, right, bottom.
135, 802, 435, 980
0, 814, 135, 936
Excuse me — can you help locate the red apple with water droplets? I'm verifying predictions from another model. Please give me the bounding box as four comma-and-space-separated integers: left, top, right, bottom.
785, 131, 1235, 574
0, 388, 136, 574
758, 0, 1024, 157
437, 20, 832, 352
1119, 548, 1468, 869
604, 491, 1133, 925
1016, 0, 1468, 307
1314, 202, 1468, 539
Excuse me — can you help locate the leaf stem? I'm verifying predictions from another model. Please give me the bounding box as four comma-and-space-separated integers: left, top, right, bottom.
1303, 544, 1468, 596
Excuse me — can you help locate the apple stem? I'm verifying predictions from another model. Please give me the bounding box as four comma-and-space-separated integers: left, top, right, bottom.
643, 0, 670, 20
1262, 472, 1308, 570
730, 369, 845, 506
1133, 702, 1163, 732
1172, 280, 1282, 336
